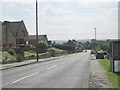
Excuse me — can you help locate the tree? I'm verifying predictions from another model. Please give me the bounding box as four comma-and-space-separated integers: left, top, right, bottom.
38, 41, 48, 53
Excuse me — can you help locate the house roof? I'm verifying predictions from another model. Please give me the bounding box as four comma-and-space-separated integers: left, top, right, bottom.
67, 40, 77, 44
29, 35, 48, 41
66, 39, 79, 47
2, 20, 27, 37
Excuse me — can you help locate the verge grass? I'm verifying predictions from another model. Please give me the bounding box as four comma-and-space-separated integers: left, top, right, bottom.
98, 59, 120, 89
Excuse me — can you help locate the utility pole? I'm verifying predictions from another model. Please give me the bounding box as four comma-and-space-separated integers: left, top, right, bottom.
36, 0, 39, 62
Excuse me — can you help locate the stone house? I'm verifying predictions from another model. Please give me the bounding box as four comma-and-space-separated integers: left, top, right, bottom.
66, 39, 81, 53
0, 21, 2, 49
28, 35, 48, 47
2, 20, 29, 49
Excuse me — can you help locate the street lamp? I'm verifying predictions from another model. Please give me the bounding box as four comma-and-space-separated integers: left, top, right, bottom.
94, 28, 96, 52
94, 28, 96, 40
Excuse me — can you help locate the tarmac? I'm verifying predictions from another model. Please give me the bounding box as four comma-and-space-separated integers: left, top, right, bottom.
0, 53, 112, 88
0, 55, 66, 70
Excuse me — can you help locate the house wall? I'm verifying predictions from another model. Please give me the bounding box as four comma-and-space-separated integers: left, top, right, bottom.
17, 23, 28, 39
2, 23, 16, 48
39, 37, 48, 42
28, 40, 36, 47
2, 21, 29, 49
2, 24, 6, 44
0, 21, 2, 48
66, 41, 75, 47
28, 36, 48, 47
8, 30, 16, 48
16, 22, 28, 47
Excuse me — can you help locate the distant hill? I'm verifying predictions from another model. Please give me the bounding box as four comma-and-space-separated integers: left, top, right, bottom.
77, 39, 91, 43
51, 39, 110, 44
51, 39, 92, 44
51, 40, 67, 44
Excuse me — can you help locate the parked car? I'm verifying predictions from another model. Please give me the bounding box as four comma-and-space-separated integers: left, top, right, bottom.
103, 51, 108, 58
96, 51, 104, 59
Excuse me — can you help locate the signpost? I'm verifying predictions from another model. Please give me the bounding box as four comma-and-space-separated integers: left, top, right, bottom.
110, 40, 120, 72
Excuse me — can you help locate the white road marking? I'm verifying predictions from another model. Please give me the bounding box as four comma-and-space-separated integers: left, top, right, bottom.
47, 65, 57, 70
12, 72, 39, 84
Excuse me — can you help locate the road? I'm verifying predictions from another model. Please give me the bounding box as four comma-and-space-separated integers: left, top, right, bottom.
2, 52, 90, 88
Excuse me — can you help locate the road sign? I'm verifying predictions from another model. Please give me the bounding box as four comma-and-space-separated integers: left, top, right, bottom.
110, 40, 120, 72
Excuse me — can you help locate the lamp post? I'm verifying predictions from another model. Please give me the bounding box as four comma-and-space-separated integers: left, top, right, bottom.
94, 28, 96, 52
94, 28, 96, 41
36, 0, 39, 62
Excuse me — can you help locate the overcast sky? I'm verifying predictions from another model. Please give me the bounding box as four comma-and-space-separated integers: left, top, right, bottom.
1, 0, 119, 40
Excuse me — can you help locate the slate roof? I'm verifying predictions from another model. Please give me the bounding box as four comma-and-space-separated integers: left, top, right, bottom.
2, 20, 27, 37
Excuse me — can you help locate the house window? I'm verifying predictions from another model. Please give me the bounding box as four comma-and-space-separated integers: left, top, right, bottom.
19, 39, 25, 44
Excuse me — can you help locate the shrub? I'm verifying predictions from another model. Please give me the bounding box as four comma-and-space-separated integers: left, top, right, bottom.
76, 48, 83, 52
8, 49, 16, 56
0, 52, 2, 64
52, 44, 76, 53
24, 50, 36, 58
2, 51, 17, 64
48, 48, 68, 57
38, 41, 48, 53
16, 54, 24, 62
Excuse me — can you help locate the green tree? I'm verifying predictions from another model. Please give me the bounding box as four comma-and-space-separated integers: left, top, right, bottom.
38, 41, 48, 53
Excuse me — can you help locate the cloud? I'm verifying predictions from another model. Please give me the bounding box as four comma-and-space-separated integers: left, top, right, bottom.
1, 0, 118, 40
1, 0, 35, 2
40, 0, 119, 3
37, 2, 118, 40
39, 4, 75, 17
1, 0, 119, 3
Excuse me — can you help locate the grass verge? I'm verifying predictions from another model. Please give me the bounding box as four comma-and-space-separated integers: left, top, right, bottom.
98, 59, 120, 89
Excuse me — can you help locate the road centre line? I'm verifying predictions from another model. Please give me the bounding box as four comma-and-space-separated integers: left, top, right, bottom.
47, 65, 57, 70
12, 72, 39, 84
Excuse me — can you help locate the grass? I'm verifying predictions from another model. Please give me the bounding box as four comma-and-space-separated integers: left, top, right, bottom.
98, 59, 120, 89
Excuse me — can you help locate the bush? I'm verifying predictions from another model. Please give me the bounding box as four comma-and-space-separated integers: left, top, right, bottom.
48, 48, 68, 57
38, 41, 48, 53
24, 50, 36, 59
8, 49, 16, 56
2, 51, 17, 64
76, 48, 83, 52
0, 52, 2, 64
52, 44, 76, 53
16, 54, 24, 62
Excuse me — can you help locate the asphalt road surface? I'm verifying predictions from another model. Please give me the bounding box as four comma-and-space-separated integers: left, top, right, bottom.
2, 51, 90, 88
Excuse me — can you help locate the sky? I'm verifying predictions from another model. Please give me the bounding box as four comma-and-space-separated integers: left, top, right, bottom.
0, 0, 119, 40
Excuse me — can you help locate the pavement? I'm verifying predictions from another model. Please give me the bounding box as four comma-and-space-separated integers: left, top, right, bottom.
89, 54, 111, 88
1, 52, 90, 88
0, 55, 67, 70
